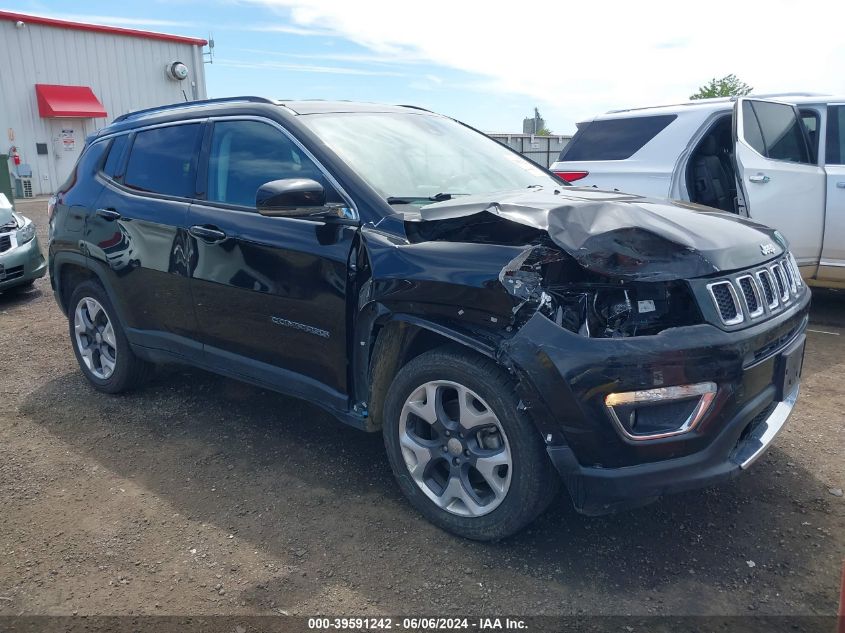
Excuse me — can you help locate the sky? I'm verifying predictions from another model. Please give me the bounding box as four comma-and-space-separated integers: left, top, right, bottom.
4, 0, 845, 134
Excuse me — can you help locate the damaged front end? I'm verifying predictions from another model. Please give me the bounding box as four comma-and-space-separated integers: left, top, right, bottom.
405, 186, 792, 339
497, 241, 701, 339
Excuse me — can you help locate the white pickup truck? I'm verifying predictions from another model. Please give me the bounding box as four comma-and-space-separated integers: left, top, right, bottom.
550, 93, 845, 289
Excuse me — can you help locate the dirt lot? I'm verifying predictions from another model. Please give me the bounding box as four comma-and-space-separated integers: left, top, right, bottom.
1, 198, 843, 618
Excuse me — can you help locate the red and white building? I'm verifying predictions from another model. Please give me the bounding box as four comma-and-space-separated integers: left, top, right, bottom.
0, 10, 208, 195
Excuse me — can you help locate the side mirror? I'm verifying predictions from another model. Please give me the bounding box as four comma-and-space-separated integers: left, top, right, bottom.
256, 178, 326, 217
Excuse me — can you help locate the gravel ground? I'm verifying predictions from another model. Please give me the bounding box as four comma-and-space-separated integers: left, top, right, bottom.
0, 198, 842, 617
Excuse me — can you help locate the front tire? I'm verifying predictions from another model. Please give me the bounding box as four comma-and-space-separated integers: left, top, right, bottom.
68, 280, 153, 393
383, 347, 558, 541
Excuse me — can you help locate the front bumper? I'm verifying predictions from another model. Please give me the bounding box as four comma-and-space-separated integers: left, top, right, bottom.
547, 382, 799, 515
501, 286, 810, 516
0, 235, 47, 291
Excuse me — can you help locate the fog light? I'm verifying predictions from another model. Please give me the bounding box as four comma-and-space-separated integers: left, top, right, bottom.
604, 382, 717, 440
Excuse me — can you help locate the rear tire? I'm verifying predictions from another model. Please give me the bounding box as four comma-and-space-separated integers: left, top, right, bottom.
383, 346, 558, 541
68, 280, 153, 393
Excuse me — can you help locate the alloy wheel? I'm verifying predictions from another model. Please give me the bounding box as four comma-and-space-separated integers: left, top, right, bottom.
399, 380, 512, 517
73, 297, 117, 380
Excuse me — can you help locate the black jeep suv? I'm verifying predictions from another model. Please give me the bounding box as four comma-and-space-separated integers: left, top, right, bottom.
48, 97, 809, 540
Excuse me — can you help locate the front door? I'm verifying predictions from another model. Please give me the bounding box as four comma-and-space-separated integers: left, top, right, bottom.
734, 98, 826, 276
819, 104, 845, 283
187, 118, 356, 406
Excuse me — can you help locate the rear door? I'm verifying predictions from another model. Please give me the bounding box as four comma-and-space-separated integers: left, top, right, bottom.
86, 121, 204, 357
734, 98, 825, 275
819, 103, 845, 283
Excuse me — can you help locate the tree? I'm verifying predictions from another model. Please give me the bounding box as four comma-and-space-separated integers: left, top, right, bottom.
535, 127, 552, 136
689, 74, 753, 100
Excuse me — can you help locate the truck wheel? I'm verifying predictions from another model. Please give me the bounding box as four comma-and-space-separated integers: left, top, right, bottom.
383, 347, 558, 541
68, 280, 153, 393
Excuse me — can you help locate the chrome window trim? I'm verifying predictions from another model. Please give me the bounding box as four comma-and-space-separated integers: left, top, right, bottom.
97, 118, 207, 142
203, 114, 359, 221
706, 280, 744, 325
736, 274, 765, 318
99, 118, 207, 204
93, 115, 359, 220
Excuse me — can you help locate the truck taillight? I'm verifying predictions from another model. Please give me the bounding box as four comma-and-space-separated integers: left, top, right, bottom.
47, 195, 57, 221
553, 170, 589, 183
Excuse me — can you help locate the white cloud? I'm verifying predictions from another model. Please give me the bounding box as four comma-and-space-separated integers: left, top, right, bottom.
214, 59, 406, 76
243, 0, 845, 132
240, 23, 334, 36
230, 48, 426, 65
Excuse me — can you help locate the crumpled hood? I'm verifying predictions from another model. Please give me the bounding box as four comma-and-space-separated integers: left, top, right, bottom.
416, 187, 786, 281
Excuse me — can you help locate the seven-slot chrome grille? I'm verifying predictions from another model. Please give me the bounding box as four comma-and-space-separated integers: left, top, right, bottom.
706, 253, 803, 326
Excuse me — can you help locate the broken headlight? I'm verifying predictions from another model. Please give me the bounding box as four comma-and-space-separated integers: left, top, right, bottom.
546, 281, 701, 338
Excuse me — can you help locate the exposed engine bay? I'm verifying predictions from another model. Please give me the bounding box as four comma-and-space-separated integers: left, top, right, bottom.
497, 242, 701, 338
402, 187, 784, 339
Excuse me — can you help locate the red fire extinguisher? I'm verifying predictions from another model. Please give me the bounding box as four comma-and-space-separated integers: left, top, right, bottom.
10, 146, 21, 166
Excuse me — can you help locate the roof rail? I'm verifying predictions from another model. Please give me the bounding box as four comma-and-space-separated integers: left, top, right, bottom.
112, 96, 279, 123
607, 97, 735, 114
749, 91, 830, 99
606, 91, 832, 114
396, 104, 434, 113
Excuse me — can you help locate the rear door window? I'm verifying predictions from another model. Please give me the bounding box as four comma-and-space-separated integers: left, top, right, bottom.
102, 134, 129, 180
799, 109, 820, 163
825, 105, 845, 165
124, 123, 202, 197
740, 102, 766, 156
741, 101, 811, 164
558, 115, 677, 161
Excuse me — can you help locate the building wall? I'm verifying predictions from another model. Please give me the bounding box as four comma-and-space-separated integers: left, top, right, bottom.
0, 19, 207, 195
488, 133, 571, 168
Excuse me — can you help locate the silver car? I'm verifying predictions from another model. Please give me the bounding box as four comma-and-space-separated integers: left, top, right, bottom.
0, 194, 47, 292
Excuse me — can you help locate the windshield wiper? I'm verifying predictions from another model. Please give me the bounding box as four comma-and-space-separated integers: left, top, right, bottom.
386, 192, 469, 205
429, 192, 468, 201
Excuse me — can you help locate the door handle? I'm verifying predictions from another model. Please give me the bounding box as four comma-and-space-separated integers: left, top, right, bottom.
189, 225, 227, 242
95, 208, 121, 221
749, 174, 770, 184
836, 182, 845, 189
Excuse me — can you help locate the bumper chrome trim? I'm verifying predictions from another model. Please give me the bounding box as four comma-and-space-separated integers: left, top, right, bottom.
604, 381, 718, 441
737, 386, 799, 470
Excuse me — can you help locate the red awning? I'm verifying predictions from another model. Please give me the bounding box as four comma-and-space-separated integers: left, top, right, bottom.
35, 84, 107, 118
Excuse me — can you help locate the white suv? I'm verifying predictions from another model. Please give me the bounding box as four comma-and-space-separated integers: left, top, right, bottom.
550, 94, 845, 289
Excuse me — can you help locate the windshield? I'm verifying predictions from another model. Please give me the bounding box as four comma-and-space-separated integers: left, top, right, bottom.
300, 112, 563, 201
